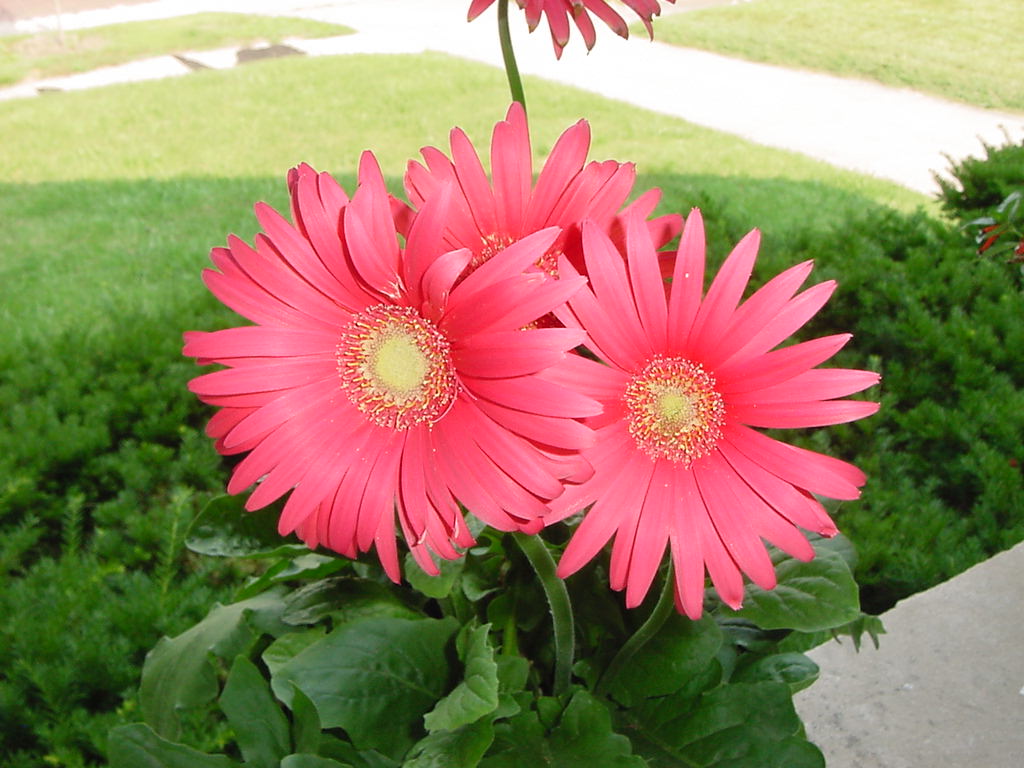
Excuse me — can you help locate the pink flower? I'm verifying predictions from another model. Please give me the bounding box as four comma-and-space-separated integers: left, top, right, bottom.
404, 102, 680, 279
468, 0, 677, 58
184, 156, 599, 580
549, 209, 880, 618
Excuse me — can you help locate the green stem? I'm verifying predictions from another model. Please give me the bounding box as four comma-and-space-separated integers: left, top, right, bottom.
497, 0, 527, 110
512, 531, 573, 695
596, 565, 676, 698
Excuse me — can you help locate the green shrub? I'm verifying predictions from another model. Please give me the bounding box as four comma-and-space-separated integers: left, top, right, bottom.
0, 309, 245, 766
936, 135, 1024, 219
795, 208, 1024, 610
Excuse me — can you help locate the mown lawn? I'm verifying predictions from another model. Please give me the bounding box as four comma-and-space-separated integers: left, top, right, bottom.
653, 0, 1024, 111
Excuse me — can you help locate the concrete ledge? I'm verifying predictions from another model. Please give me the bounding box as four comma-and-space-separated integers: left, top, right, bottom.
796, 540, 1024, 768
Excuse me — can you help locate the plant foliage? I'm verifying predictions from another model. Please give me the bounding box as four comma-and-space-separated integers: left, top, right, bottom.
107, 501, 865, 766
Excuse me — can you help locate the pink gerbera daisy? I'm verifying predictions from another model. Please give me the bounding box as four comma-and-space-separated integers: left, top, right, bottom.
549, 208, 880, 618
184, 155, 599, 580
404, 102, 680, 279
468, 0, 677, 57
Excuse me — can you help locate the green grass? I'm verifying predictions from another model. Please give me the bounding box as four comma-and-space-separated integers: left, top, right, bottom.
0, 52, 925, 345
0, 12, 353, 86
653, 0, 1024, 111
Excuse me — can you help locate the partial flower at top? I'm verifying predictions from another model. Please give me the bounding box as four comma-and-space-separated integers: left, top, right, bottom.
547, 208, 880, 619
468, 0, 677, 58
404, 102, 681, 282
183, 156, 600, 580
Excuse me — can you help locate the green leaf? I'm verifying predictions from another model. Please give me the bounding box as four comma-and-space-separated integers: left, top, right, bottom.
731, 653, 819, 694
140, 591, 286, 739
237, 553, 348, 600
404, 721, 495, 768
811, 533, 857, 570
689, 735, 824, 768
423, 623, 499, 732
609, 613, 722, 706
186, 494, 306, 559
262, 626, 327, 678
836, 613, 886, 651
672, 682, 800, 747
271, 616, 458, 757
290, 683, 322, 755
405, 552, 465, 599
482, 690, 646, 768
626, 681, 820, 768
280, 755, 353, 768
219, 656, 291, 768
732, 547, 860, 632
493, 655, 529, 720
107, 723, 239, 768
617, 661, 722, 738
317, 737, 399, 768
281, 576, 420, 626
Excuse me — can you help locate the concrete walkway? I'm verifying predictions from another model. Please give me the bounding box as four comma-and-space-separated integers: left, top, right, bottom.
5, 3, 1024, 766
797, 539, 1024, 768
6, 0, 1024, 194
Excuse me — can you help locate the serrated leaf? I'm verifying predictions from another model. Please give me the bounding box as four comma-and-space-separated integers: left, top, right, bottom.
404, 721, 494, 768
482, 690, 646, 768
186, 494, 306, 559
609, 613, 722, 706
107, 723, 239, 768
837, 613, 886, 651
219, 656, 291, 768
281, 576, 419, 626
731, 653, 819, 694
405, 552, 465, 598
140, 591, 286, 739
732, 548, 859, 632
270, 616, 458, 757
424, 623, 499, 732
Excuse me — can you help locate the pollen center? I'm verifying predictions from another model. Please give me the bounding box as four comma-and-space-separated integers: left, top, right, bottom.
372, 335, 427, 395
338, 304, 457, 429
624, 357, 726, 465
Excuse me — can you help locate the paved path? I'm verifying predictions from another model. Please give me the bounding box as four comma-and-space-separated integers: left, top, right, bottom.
6, 0, 1024, 195
5, 3, 1024, 766
796, 539, 1024, 768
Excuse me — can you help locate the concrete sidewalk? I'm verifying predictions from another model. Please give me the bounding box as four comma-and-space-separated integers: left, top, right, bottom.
7, 0, 1024, 194
797, 539, 1024, 768
5, 3, 1024, 766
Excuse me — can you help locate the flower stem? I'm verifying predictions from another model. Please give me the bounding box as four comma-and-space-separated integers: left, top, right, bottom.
512, 531, 572, 695
596, 565, 676, 698
497, 0, 527, 110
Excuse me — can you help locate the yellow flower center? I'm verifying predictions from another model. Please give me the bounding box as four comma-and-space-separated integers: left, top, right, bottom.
338, 305, 456, 429
624, 357, 725, 465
